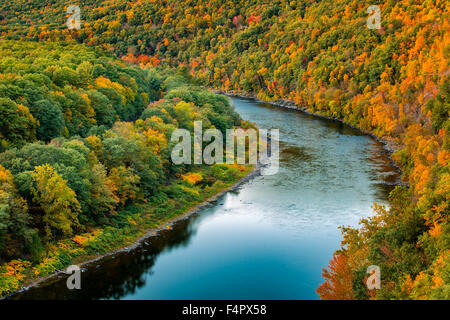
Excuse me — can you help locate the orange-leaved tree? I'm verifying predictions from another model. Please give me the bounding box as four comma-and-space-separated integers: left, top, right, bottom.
316, 253, 355, 300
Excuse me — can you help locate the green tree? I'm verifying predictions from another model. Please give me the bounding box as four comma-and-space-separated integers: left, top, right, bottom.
32, 99, 64, 142
31, 165, 81, 249
0, 98, 37, 151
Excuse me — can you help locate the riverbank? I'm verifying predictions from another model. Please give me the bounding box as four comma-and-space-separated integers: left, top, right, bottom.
3, 91, 406, 300
216, 90, 406, 186
2, 163, 263, 299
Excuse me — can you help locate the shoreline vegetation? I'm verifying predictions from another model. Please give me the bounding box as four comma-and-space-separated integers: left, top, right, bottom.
0, 41, 259, 298
215, 90, 406, 186
3, 162, 257, 299
0, 85, 423, 299
3, 89, 404, 299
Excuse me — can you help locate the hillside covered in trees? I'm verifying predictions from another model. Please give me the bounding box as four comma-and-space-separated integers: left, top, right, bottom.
0, 0, 448, 299
0, 40, 250, 296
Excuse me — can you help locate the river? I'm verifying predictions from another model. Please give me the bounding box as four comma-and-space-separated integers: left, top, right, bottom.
13, 97, 400, 300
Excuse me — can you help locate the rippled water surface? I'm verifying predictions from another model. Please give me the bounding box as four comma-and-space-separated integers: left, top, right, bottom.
14, 98, 400, 300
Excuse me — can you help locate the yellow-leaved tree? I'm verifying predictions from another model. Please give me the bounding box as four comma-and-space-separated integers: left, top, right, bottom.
31, 165, 81, 251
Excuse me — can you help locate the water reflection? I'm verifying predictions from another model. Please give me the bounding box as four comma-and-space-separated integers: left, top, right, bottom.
13, 217, 203, 300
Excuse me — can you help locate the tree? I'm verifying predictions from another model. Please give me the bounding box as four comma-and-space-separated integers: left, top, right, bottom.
32, 99, 64, 142
31, 165, 81, 248
108, 166, 140, 206
0, 165, 33, 261
86, 163, 119, 224
316, 254, 355, 300
0, 98, 37, 151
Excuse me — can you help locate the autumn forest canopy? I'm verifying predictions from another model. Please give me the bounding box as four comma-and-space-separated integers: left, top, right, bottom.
0, 0, 448, 299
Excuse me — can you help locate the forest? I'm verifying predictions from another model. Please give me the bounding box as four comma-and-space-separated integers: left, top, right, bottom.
0, 40, 250, 295
0, 0, 448, 299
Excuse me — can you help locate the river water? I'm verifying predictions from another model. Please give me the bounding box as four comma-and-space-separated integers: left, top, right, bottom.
13, 97, 400, 300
